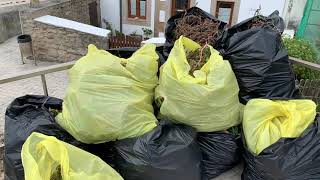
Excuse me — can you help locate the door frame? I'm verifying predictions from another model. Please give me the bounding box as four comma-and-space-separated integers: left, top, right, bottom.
171, 0, 191, 16
215, 1, 235, 25
89, 1, 99, 27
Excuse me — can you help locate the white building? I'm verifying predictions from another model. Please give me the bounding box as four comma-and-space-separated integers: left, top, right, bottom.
100, 0, 241, 37
100, 0, 307, 37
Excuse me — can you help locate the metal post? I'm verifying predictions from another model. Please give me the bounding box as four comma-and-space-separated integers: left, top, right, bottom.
20, 50, 25, 64
41, 74, 48, 96
120, 0, 123, 33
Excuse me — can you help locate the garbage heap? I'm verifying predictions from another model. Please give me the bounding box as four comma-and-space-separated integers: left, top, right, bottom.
4, 7, 320, 180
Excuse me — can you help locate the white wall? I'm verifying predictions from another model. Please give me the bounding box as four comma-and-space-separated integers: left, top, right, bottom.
195, 0, 211, 14
122, 24, 151, 35
100, 0, 120, 31
238, 0, 286, 22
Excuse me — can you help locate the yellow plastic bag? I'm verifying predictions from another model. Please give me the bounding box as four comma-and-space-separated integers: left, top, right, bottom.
57, 44, 158, 143
21, 132, 123, 180
155, 36, 240, 132
243, 99, 316, 155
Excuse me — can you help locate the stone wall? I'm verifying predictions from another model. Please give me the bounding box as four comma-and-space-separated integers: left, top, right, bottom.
32, 21, 108, 62
20, 0, 101, 34
0, 11, 21, 43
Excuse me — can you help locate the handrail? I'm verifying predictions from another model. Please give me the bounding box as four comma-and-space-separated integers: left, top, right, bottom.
289, 57, 320, 71
0, 57, 320, 96
0, 61, 75, 84
0, 61, 75, 96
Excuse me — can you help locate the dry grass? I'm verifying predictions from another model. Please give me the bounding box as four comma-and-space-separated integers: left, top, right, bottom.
186, 45, 211, 75
174, 14, 222, 47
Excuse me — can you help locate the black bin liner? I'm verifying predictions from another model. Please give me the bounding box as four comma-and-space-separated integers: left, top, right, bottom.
219, 11, 297, 104
242, 116, 320, 180
114, 120, 202, 180
17, 34, 32, 43
164, 7, 226, 59
4, 95, 87, 180
4, 95, 116, 180
198, 132, 242, 179
107, 46, 166, 66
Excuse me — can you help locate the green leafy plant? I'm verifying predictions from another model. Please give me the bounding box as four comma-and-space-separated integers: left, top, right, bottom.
142, 28, 153, 39
130, 31, 138, 36
115, 30, 124, 36
283, 37, 320, 80
283, 38, 320, 111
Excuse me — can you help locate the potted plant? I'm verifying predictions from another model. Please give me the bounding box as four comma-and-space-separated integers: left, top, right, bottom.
142, 28, 153, 40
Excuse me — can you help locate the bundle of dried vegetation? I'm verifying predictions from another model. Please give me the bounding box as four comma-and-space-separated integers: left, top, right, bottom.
174, 14, 222, 75
247, 15, 280, 33
174, 14, 222, 46
186, 45, 211, 75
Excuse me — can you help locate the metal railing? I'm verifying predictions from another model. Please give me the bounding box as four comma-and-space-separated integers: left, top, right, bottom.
0, 61, 75, 96
0, 57, 320, 96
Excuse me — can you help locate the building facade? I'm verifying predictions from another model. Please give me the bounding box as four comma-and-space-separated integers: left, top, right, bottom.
101, 0, 241, 37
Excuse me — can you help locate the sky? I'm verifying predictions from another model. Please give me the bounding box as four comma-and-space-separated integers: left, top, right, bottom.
237, 0, 286, 22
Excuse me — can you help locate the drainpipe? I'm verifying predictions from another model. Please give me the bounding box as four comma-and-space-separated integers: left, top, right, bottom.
151, 0, 155, 37
120, 0, 123, 33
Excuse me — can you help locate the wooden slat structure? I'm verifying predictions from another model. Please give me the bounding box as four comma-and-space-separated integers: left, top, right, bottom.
108, 35, 142, 49
290, 57, 320, 105
296, 79, 320, 104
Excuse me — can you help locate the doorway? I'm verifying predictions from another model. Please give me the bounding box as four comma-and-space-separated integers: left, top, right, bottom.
216, 1, 234, 25
172, 0, 190, 16
89, 1, 99, 27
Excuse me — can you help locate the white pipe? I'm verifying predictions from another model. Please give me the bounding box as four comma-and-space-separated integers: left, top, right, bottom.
150, 0, 155, 37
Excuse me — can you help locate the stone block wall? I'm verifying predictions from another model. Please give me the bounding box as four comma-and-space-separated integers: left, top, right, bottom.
32, 21, 108, 62
20, 0, 101, 34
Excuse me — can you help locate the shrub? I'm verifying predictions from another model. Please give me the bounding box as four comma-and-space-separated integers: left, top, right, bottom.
142, 28, 153, 39
115, 30, 124, 36
283, 38, 320, 80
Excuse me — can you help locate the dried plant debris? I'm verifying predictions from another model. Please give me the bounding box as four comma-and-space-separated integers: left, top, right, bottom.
174, 14, 222, 46
50, 165, 62, 180
49, 108, 61, 117
186, 45, 211, 75
247, 15, 280, 33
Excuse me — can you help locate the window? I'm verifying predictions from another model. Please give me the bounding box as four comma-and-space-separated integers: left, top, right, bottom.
172, 0, 190, 16
216, 1, 234, 25
128, 0, 146, 19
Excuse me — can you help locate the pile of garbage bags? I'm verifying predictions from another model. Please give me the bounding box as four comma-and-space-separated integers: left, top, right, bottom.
4, 7, 320, 180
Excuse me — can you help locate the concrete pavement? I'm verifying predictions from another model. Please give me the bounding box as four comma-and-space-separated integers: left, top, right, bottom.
0, 37, 69, 134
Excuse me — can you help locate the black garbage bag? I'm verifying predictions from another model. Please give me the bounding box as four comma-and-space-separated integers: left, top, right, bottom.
198, 131, 242, 179
4, 95, 86, 180
107, 46, 167, 66
219, 11, 297, 104
163, 7, 226, 59
242, 116, 320, 180
114, 120, 202, 180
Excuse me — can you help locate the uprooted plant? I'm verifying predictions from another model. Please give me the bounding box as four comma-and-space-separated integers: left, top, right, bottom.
186, 44, 211, 75
247, 15, 280, 33
174, 14, 222, 47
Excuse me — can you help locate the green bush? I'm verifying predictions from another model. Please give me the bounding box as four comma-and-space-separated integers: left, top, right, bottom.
115, 30, 124, 37
283, 38, 320, 80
